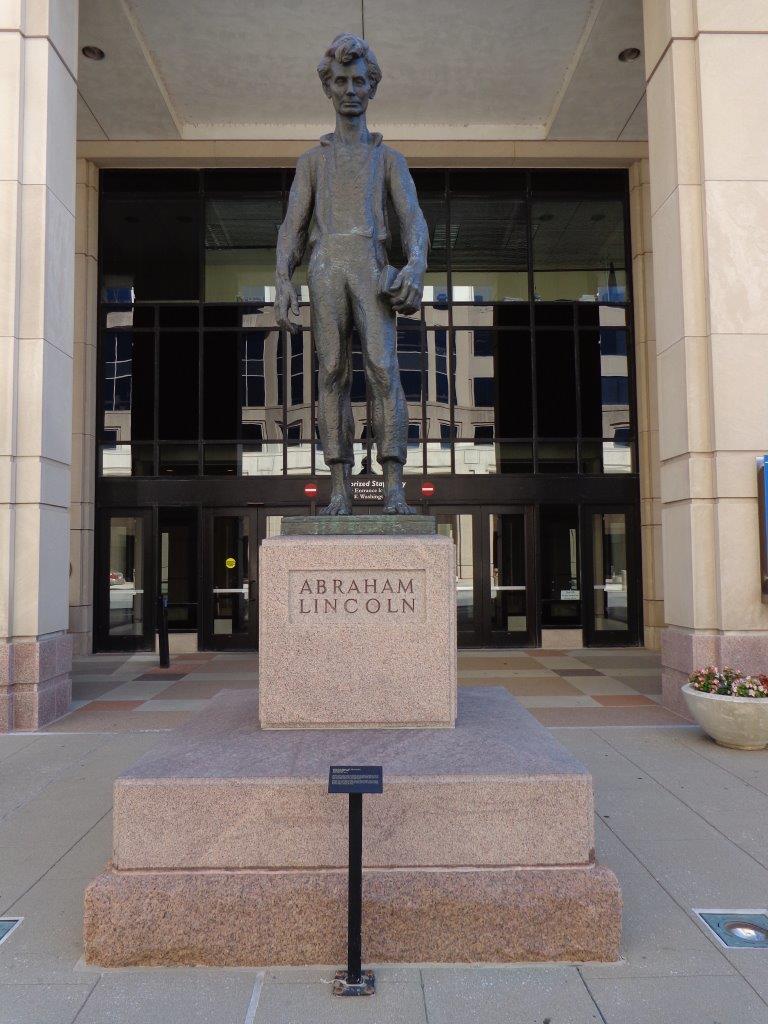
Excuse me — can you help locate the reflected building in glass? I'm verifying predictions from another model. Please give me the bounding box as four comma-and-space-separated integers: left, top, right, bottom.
95, 168, 639, 650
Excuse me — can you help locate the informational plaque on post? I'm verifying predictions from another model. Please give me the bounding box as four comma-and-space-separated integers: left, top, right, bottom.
328, 765, 384, 794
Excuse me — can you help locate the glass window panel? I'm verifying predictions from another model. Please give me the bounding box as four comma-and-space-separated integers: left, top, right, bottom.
108, 516, 144, 637
449, 194, 528, 302
101, 196, 200, 302
423, 305, 450, 327
290, 333, 306, 407
102, 331, 154, 444
592, 512, 629, 631
603, 437, 634, 475
497, 332, 532, 438
396, 327, 423, 402
240, 441, 284, 476
540, 507, 581, 627
429, 328, 450, 408
535, 303, 573, 327
425, 440, 453, 474
203, 443, 237, 476
286, 439, 313, 475
203, 332, 238, 440
100, 442, 154, 477
578, 327, 630, 444
158, 332, 198, 440
532, 198, 626, 302
159, 305, 198, 328
454, 439, 495, 474
103, 305, 154, 329
435, 514, 475, 631
204, 194, 282, 302
159, 509, 197, 630
537, 440, 577, 473
159, 443, 199, 475
536, 330, 576, 437
453, 329, 532, 440
498, 441, 534, 474
580, 438, 635, 475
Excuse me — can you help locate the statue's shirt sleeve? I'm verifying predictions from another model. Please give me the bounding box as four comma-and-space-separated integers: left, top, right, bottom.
276, 152, 315, 279
386, 149, 429, 269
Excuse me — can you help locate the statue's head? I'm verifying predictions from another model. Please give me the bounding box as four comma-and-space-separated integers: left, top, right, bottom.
317, 33, 382, 117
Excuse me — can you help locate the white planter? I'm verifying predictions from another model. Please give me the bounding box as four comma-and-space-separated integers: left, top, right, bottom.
682, 684, 768, 750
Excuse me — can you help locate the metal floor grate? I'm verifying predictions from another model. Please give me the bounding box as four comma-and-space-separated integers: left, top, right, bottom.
696, 910, 768, 949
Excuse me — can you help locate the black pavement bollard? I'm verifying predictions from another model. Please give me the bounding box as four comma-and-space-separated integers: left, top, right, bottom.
157, 595, 170, 668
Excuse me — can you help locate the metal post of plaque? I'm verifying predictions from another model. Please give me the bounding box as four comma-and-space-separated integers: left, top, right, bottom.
328, 765, 383, 996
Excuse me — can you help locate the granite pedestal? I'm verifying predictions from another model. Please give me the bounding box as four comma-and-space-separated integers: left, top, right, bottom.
258, 519, 456, 729
84, 687, 621, 966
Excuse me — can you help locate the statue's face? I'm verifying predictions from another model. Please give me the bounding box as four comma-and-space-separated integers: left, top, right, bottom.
323, 57, 375, 116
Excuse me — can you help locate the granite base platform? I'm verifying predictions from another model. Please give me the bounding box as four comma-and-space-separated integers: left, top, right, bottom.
84, 688, 621, 965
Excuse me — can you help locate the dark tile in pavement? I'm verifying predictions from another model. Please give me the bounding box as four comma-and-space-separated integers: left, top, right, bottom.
152, 681, 229, 699
556, 668, 605, 677
619, 675, 662, 694
593, 694, 656, 706
135, 672, 188, 681
530, 705, 689, 726
77, 700, 146, 712
72, 680, 124, 700
502, 677, 581, 696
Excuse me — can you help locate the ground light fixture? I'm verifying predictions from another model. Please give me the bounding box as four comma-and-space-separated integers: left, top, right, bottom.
0, 920, 22, 947
618, 47, 641, 62
81, 45, 105, 60
696, 910, 768, 949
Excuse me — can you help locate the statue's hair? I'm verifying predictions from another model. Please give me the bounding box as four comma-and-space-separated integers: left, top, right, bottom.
317, 33, 382, 86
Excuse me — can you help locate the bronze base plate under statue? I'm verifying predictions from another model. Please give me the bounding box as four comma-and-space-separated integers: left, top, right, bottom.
282, 515, 436, 537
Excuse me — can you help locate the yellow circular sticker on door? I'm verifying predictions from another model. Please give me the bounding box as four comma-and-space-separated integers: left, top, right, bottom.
225, 557, 236, 569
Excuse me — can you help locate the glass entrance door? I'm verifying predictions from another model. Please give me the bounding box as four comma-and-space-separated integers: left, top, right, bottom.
97, 509, 154, 650
432, 506, 535, 646
434, 510, 481, 645
582, 506, 639, 645
483, 508, 535, 645
202, 508, 299, 649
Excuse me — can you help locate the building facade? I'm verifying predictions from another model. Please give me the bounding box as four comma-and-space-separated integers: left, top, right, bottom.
2, 0, 767, 728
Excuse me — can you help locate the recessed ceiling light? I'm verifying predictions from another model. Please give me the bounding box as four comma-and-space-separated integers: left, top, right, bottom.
82, 45, 105, 61
618, 47, 641, 62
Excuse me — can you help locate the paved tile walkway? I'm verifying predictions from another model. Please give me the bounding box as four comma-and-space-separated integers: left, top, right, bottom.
4, 713, 768, 1021
50, 647, 683, 733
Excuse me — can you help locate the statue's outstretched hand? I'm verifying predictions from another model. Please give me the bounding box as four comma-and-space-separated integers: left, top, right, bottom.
275, 279, 301, 333
390, 263, 423, 315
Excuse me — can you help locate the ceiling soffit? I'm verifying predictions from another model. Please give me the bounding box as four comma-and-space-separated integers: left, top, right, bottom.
76, 0, 647, 143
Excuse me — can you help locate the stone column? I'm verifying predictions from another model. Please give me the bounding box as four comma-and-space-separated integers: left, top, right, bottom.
70, 159, 98, 655
0, 1, 78, 729
643, 1, 768, 712
630, 158, 664, 650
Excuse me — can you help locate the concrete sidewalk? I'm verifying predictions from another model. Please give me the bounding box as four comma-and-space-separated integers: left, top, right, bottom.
2, 680, 768, 1020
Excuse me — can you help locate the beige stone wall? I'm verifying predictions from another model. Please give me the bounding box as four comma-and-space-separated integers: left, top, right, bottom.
643, 0, 768, 709
630, 159, 664, 650
0, 0, 78, 728
70, 160, 98, 655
